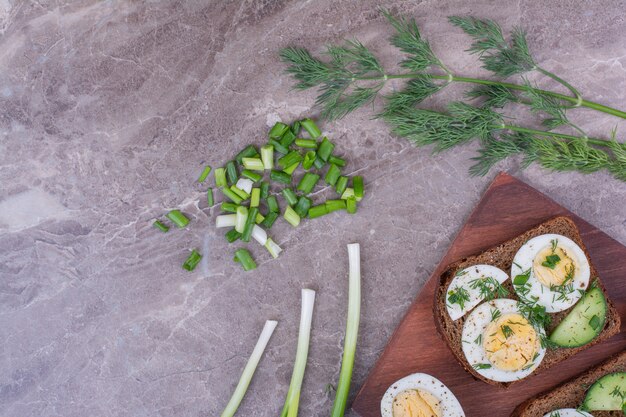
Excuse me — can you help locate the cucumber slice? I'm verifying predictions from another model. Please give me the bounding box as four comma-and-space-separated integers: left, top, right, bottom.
549, 286, 606, 347
582, 372, 626, 411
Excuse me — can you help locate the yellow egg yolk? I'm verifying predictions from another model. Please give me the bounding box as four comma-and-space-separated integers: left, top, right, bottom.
532, 244, 577, 287
392, 389, 441, 417
483, 313, 537, 372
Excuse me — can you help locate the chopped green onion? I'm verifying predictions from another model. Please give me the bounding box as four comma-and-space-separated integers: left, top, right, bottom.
216, 214, 237, 228
335, 176, 349, 195
353, 176, 364, 200
241, 207, 259, 242
302, 151, 316, 170
207, 188, 214, 206
267, 195, 279, 213
236, 178, 254, 194
223, 184, 245, 203
265, 238, 282, 258
324, 164, 341, 186
260, 181, 270, 199
284, 206, 301, 227
242, 157, 264, 171
235, 145, 259, 164
251, 225, 267, 245
269, 139, 289, 155
256, 212, 265, 224
313, 156, 325, 169
226, 161, 238, 185
271, 170, 292, 184
328, 155, 346, 167
166, 209, 189, 228
221, 202, 239, 213
182, 249, 202, 271
308, 204, 328, 219
153, 220, 169, 232
325, 199, 346, 213
294, 196, 312, 218
297, 172, 320, 194
283, 162, 299, 175
278, 151, 302, 169
282, 188, 298, 206
330, 244, 361, 417
215, 168, 227, 187
261, 211, 279, 228
301, 118, 321, 138
220, 320, 277, 417
280, 289, 316, 417
225, 229, 241, 243
269, 122, 289, 139
280, 129, 296, 147
261, 145, 274, 170
346, 197, 357, 214
197, 165, 212, 182
230, 185, 250, 200
235, 206, 249, 233
234, 248, 257, 271
291, 121, 301, 136
250, 188, 260, 208
340, 187, 354, 200
295, 138, 317, 149
242, 169, 262, 182
317, 137, 335, 162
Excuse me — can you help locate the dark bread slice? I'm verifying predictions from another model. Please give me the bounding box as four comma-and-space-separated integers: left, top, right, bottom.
511, 349, 626, 417
434, 216, 620, 388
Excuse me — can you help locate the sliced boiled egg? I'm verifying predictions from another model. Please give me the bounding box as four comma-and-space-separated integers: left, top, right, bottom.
511, 234, 590, 313
462, 298, 546, 382
381, 373, 465, 417
445, 264, 509, 321
542, 409, 593, 417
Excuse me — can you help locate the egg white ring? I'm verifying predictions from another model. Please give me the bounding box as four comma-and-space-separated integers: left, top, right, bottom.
380, 373, 465, 417
511, 234, 590, 313
542, 409, 594, 417
446, 264, 510, 321
461, 299, 547, 382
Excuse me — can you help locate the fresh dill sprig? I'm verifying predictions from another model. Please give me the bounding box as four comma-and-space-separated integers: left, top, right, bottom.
469, 277, 509, 300
466, 84, 519, 108
447, 286, 471, 310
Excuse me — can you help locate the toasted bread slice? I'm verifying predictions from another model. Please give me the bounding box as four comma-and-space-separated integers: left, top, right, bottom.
511, 349, 626, 416
434, 216, 620, 388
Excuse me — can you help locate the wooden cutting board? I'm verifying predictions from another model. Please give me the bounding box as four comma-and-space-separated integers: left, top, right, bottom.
352, 172, 626, 417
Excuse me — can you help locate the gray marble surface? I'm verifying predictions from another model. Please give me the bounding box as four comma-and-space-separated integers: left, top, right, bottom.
1, 1, 625, 416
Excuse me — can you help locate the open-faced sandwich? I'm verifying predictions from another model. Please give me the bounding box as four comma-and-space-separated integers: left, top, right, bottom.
511, 349, 626, 416
434, 216, 620, 387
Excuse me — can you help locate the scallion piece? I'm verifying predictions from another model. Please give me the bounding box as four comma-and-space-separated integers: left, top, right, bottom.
242, 169, 262, 182
291, 120, 301, 136
265, 238, 282, 258
324, 163, 341, 186
269, 139, 289, 155
225, 228, 241, 243
236, 178, 254, 194
251, 225, 268, 245
280, 289, 316, 417
271, 170, 292, 185
317, 137, 335, 162
235, 145, 259, 164
346, 197, 357, 214
234, 248, 257, 271
283, 206, 301, 227
261, 145, 274, 170
153, 220, 169, 233
278, 151, 302, 169
330, 244, 361, 417
197, 165, 212, 182
261, 211, 279, 228
241, 207, 258, 242
283, 161, 299, 175
280, 129, 296, 147
340, 187, 355, 200
166, 209, 189, 228
295, 138, 317, 149
220, 320, 277, 417
207, 188, 214, 206
301, 118, 321, 138
353, 176, 364, 200
267, 195, 279, 213
215, 167, 227, 187
328, 155, 346, 167
226, 161, 238, 185
242, 157, 265, 171
281, 188, 298, 206
302, 151, 316, 170
255, 212, 265, 224
335, 176, 349, 195
294, 196, 312, 218
325, 199, 346, 213
297, 172, 320, 194
308, 204, 328, 219
182, 249, 202, 271
230, 185, 250, 200
235, 206, 249, 233
216, 214, 237, 228
221, 202, 239, 213
260, 181, 270, 199
313, 156, 325, 169
250, 188, 260, 208
269, 122, 289, 139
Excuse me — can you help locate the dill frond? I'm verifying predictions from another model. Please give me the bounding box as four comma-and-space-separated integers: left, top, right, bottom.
466, 84, 519, 108
380, 76, 441, 117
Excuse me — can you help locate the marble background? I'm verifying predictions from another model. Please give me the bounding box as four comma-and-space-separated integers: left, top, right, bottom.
1, 1, 625, 416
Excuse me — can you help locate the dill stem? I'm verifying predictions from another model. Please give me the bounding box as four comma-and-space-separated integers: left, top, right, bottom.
501, 125, 625, 149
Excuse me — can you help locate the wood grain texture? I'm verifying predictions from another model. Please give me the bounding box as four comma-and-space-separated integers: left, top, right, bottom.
351, 172, 626, 417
